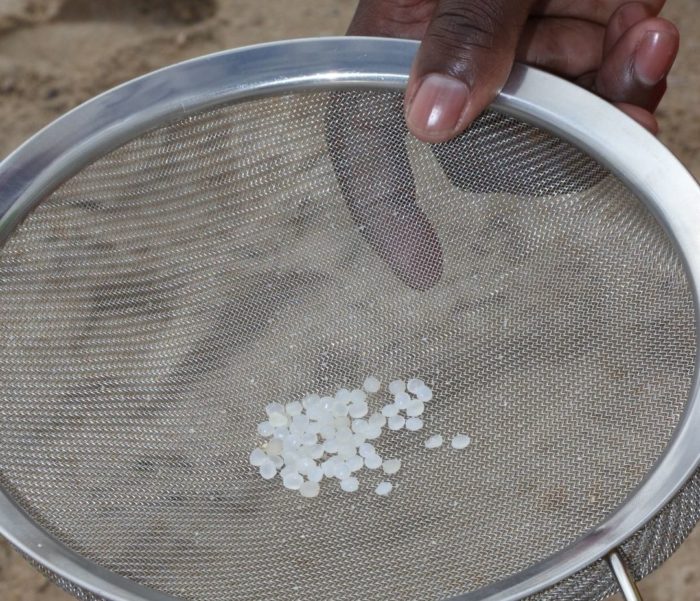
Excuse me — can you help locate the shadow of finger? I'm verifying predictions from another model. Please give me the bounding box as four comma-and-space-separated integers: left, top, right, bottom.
325, 91, 443, 291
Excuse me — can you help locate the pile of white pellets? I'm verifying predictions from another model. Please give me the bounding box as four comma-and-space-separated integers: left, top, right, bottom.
249, 376, 470, 497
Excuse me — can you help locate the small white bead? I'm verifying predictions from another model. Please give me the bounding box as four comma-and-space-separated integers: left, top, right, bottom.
363, 376, 381, 394
365, 425, 383, 440
307, 466, 324, 483
358, 442, 375, 458
282, 472, 303, 490
405, 417, 424, 431
346, 455, 364, 472
388, 379, 405, 395
309, 444, 324, 460
352, 432, 367, 447
382, 459, 401, 475
364, 454, 382, 470
273, 427, 289, 440
280, 465, 295, 478
249, 448, 267, 467
331, 400, 348, 417
299, 480, 320, 498
451, 434, 471, 449
349, 389, 367, 404
336, 429, 354, 444
394, 392, 411, 410
320, 396, 335, 410
259, 460, 277, 480
406, 378, 425, 394
323, 438, 338, 454
387, 415, 406, 431
415, 385, 433, 402
381, 403, 399, 418
348, 401, 369, 419
266, 439, 283, 456
406, 399, 425, 417
269, 455, 284, 469
335, 388, 351, 402
269, 412, 288, 428
302, 394, 320, 409
340, 477, 359, 492
257, 421, 274, 437
352, 419, 369, 434
265, 402, 285, 416
332, 462, 351, 480
337, 443, 357, 458
334, 416, 350, 429
319, 423, 336, 439
375, 481, 393, 496
301, 432, 317, 446
425, 435, 443, 449
368, 412, 386, 428
285, 401, 303, 416
321, 459, 336, 478
297, 456, 316, 475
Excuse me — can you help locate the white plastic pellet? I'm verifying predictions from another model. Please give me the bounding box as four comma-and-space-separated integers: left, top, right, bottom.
307, 466, 324, 483
340, 477, 360, 492
382, 459, 401, 475
394, 392, 411, 410
381, 403, 399, 418
249, 448, 267, 467
375, 481, 393, 496
346, 454, 364, 472
269, 412, 288, 428
297, 456, 316, 475
363, 376, 381, 394
337, 443, 357, 459
309, 444, 324, 460
348, 401, 369, 419
301, 432, 317, 446
358, 442, 376, 458
265, 402, 285, 417
257, 421, 274, 437
405, 417, 424, 431
320, 396, 335, 410
302, 394, 320, 410
353, 432, 367, 447
323, 438, 339, 454
352, 419, 369, 434
336, 429, 354, 444
349, 389, 367, 404
364, 454, 382, 470
335, 388, 351, 402
266, 439, 283, 456
388, 379, 405, 395
368, 412, 386, 428
406, 378, 425, 394
332, 462, 352, 481
269, 455, 284, 470
387, 415, 406, 431
319, 423, 336, 440
285, 401, 303, 416
259, 460, 277, 480
425, 435, 444, 449
321, 459, 336, 478
299, 480, 320, 498
415, 385, 433, 402
282, 472, 303, 490
307, 405, 325, 422
365, 425, 383, 440
334, 416, 351, 429
451, 434, 471, 449
272, 427, 289, 440
406, 399, 425, 417
292, 414, 310, 429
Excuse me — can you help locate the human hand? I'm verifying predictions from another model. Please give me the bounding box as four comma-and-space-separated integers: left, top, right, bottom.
349, 0, 679, 139
328, 1, 679, 290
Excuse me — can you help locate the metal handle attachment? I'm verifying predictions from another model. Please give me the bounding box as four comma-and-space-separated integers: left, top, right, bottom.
606, 550, 643, 601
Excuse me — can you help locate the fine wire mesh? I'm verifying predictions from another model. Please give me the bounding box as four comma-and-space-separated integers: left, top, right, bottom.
0, 89, 695, 601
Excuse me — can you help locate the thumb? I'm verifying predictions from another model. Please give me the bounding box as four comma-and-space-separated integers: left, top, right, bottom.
405, 0, 533, 143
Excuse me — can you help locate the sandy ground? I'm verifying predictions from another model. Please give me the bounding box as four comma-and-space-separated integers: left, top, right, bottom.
0, 1, 697, 600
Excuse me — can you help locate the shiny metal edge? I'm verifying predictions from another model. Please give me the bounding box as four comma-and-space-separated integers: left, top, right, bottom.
0, 36, 697, 601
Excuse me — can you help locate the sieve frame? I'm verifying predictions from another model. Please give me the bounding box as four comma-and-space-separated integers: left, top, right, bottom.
0, 36, 698, 601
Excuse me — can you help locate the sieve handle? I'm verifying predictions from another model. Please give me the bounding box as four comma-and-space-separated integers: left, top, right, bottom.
606, 550, 643, 601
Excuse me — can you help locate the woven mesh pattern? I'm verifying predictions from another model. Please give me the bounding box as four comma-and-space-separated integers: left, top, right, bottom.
0, 90, 695, 601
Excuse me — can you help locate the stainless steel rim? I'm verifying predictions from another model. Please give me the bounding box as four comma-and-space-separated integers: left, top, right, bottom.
0, 36, 698, 601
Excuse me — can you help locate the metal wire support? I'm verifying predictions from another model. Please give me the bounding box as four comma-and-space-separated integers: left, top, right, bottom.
607, 550, 643, 601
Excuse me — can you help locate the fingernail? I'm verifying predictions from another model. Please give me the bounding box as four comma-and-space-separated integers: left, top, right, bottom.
406, 74, 469, 139
634, 31, 679, 87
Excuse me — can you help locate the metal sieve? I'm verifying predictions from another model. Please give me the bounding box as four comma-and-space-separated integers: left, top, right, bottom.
0, 37, 699, 601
